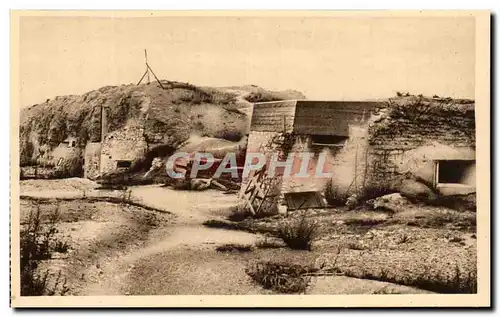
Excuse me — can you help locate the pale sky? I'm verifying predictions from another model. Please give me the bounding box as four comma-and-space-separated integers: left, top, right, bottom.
19, 16, 475, 107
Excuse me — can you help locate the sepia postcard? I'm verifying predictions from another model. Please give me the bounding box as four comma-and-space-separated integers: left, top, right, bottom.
10, 10, 490, 308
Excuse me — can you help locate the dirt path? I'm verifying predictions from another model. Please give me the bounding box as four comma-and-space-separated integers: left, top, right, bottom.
23, 184, 264, 295
21, 180, 435, 295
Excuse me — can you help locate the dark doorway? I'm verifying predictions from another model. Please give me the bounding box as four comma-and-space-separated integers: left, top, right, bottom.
116, 160, 132, 169
437, 160, 475, 184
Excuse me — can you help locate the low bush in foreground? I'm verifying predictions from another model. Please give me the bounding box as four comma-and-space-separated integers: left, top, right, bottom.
324, 180, 349, 207
246, 261, 312, 294
20, 205, 70, 296
277, 214, 318, 250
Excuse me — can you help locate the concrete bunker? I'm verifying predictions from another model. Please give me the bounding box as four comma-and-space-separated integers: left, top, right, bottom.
240, 96, 476, 214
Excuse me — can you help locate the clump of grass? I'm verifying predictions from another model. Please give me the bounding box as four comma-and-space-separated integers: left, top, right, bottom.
397, 233, 411, 244
246, 261, 312, 294
371, 286, 402, 294
215, 243, 253, 253
324, 180, 348, 207
276, 213, 318, 250
139, 213, 160, 228
203, 219, 253, 232
20, 204, 71, 296
53, 240, 70, 253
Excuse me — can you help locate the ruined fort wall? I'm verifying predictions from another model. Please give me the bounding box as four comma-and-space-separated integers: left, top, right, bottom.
100, 125, 148, 175
365, 97, 476, 194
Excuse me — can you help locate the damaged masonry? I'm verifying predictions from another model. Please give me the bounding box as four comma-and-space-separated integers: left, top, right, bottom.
20, 88, 476, 213
239, 96, 475, 215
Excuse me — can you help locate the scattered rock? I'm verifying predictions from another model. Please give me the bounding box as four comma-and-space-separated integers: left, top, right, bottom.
278, 205, 288, 215
367, 193, 412, 213
399, 179, 438, 203
345, 194, 359, 210
448, 236, 463, 243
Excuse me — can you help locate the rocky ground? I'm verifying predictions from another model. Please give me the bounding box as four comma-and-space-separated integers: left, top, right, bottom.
18, 179, 476, 296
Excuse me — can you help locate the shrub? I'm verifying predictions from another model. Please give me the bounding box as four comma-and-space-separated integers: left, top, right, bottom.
20, 205, 70, 296
246, 261, 312, 293
277, 213, 318, 250
53, 240, 70, 253
324, 180, 348, 207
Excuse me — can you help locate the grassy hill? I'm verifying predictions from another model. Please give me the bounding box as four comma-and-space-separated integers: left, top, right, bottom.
19, 80, 305, 173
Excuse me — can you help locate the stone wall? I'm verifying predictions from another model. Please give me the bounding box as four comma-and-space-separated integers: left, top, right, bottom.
365, 97, 476, 193
100, 125, 148, 175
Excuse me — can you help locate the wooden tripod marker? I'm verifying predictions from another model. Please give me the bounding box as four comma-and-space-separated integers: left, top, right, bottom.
137, 49, 165, 89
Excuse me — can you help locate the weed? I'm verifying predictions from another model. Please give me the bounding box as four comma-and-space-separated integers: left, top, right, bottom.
246, 261, 312, 293
20, 204, 70, 296
139, 213, 160, 228
397, 233, 411, 244
53, 240, 70, 253
324, 180, 348, 207
276, 213, 318, 250
371, 285, 402, 294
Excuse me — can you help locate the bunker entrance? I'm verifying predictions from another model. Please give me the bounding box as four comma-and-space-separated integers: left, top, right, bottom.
436, 160, 475, 185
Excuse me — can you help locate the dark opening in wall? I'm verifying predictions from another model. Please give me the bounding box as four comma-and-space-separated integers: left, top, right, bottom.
116, 160, 132, 169
311, 135, 348, 147
437, 160, 475, 184
284, 191, 326, 210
